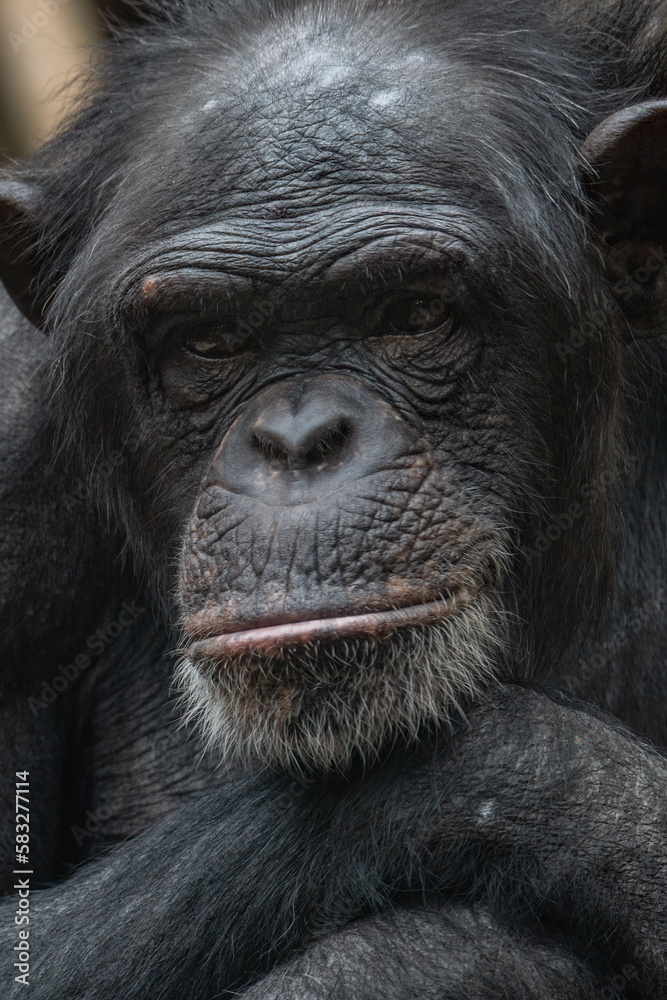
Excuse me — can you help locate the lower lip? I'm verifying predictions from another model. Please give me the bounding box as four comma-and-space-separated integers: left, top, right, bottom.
188, 592, 471, 661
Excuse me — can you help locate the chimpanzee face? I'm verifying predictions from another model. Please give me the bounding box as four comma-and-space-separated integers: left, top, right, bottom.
1, 12, 626, 773
87, 38, 614, 773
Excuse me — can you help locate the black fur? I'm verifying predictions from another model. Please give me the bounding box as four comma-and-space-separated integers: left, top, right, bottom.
0, 1, 666, 997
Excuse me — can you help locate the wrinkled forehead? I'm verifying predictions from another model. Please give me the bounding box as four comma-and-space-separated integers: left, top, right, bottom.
217, 42, 429, 181
123, 33, 480, 220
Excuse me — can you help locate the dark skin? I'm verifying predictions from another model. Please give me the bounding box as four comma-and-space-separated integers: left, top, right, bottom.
0, 1, 667, 997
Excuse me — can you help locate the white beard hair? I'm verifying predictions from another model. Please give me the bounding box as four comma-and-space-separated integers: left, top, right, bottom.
175, 587, 512, 775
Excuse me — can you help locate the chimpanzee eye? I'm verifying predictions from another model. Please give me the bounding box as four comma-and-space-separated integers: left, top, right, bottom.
179, 319, 250, 360
376, 294, 456, 337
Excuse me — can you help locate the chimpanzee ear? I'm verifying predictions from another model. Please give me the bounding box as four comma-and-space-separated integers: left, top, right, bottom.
582, 100, 667, 336
0, 180, 49, 329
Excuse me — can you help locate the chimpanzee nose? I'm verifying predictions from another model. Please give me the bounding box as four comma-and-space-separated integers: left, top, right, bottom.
252, 406, 352, 472
209, 374, 419, 505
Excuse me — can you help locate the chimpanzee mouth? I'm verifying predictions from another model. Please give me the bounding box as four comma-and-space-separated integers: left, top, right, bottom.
187, 589, 477, 662
177, 582, 505, 773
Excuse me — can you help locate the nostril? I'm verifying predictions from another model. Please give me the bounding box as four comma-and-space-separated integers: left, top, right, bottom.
305, 419, 351, 465
212, 376, 417, 500
251, 417, 353, 472
253, 431, 290, 466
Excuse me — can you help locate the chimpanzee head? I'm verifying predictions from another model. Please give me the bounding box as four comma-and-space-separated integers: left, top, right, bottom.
1, 0, 665, 773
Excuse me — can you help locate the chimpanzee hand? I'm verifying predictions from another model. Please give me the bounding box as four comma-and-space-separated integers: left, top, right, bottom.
1, 686, 665, 1000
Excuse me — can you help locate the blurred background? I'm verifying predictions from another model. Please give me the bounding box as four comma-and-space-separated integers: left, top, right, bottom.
0, 0, 145, 162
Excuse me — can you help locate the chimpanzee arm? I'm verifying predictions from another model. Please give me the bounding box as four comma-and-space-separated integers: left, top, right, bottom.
240, 904, 604, 1000
241, 685, 667, 999
1, 686, 665, 1000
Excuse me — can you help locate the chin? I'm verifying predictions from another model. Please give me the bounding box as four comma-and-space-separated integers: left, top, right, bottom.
177, 588, 510, 776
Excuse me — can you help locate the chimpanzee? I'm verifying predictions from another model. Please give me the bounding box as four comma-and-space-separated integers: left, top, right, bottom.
0, 1, 666, 998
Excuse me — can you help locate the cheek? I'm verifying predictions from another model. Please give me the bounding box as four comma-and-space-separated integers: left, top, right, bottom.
366, 328, 483, 412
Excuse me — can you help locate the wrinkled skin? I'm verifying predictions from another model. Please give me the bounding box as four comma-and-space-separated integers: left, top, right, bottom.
0, 1, 666, 998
